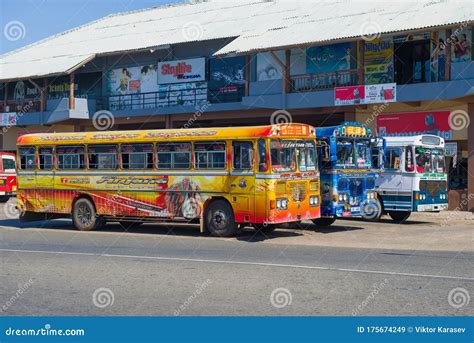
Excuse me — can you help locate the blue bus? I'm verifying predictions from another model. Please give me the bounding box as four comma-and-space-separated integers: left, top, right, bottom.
314, 122, 384, 226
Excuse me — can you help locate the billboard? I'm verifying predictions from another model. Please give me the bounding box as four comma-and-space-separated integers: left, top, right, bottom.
334, 83, 396, 106
256, 52, 283, 81
158, 58, 206, 84
209, 56, 246, 102
376, 111, 452, 140
364, 38, 394, 84
306, 43, 352, 74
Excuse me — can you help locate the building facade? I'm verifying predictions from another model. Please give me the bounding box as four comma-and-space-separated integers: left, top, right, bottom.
0, 1, 473, 211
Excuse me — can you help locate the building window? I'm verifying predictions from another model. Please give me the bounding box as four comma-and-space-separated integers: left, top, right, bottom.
88, 145, 118, 170
56, 146, 85, 170
194, 142, 226, 169
157, 143, 191, 169
122, 144, 154, 169
38, 147, 53, 170
19, 147, 36, 170
395, 39, 431, 84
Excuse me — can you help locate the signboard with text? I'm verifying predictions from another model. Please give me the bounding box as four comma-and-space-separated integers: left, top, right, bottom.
334, 83, 396, 106
158, 58, 206, 84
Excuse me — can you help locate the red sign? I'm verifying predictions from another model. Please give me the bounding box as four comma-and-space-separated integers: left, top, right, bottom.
128, 80, 141, 91
376, 111, 452, 139
334, 86, 365, 105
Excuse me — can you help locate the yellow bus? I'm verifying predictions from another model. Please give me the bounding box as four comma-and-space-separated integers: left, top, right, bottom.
17, 123, 321, 237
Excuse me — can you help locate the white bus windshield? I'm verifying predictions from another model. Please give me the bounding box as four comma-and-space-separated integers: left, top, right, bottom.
415, 147, 445, 174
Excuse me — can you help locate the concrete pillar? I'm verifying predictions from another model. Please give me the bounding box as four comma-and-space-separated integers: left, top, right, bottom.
468, 103, 474, 212
69, 73, 75, 110
165, 115, 173, 129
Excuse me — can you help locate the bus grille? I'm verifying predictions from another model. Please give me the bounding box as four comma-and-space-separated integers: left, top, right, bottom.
349, 178, 364, 197
289, 182, 306, 202
420, 180, 447, 197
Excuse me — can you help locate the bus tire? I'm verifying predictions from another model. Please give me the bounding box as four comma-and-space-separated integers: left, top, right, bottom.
253, 223, 276, 234
312, 217, 336, 227
205, 200, 238, 237
388, 211, 411, 223
0, 196, 9, 203
72, 198, 104, 231
361, 199, 382, 222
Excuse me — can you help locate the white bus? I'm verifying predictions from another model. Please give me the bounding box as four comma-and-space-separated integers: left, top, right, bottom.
375, 135, 448, 223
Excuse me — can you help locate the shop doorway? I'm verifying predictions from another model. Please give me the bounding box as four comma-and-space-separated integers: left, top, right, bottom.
394, 39, 431, 84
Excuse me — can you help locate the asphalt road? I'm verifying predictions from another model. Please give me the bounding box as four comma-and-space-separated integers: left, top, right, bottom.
0, 200, 472, 316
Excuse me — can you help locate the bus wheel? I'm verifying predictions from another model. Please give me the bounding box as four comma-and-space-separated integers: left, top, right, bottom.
253, 223, 276, 234
388, 211, 411, 223
205, 200, 238, 237
312, 217, 336, 227
72, 198, 104, 231
0, 196, 9, 203
361, 200, 382, 222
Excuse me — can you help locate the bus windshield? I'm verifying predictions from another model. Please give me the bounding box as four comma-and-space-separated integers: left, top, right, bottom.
415, 147, 445, 173
336, 138, 372, 169
270, 140, 317, 173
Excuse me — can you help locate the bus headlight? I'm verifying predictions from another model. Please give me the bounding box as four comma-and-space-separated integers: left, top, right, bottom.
276, 198, 288, 210
338, 193, 348, 203
309, 196, 319, 207
367, 192, 376, 200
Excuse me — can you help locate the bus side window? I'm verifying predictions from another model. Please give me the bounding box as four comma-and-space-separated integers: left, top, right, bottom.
38, 147, 53, 170
194, 142, 226, 169
88, 145, 118, 170
56, 146, 85, 169
384, 147, 401, 170
19, 147, 36, 170
233, 141, 254, 170
157, 143, 191, 169
405, 147, 414, 172
257, 139, 268, 172
122, 144, 154, 169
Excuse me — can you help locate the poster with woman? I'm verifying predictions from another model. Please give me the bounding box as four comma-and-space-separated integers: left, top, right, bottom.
452, 29, 472, 63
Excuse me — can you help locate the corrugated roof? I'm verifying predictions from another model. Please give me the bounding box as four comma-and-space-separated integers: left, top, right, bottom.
1, 0, 473, 81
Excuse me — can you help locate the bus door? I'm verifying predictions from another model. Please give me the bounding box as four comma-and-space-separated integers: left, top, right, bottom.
18, 147, 37, 209
35, 147, 54, 211
229, 141, 256, 223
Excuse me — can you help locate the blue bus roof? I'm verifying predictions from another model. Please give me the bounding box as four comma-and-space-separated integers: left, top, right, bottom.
316, 122, 373, 138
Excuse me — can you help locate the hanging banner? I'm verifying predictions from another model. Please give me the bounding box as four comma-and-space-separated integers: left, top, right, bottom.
158, 58, 206, 84
0, 113, 16, 126
334, 83, 396, 106
106, 67, 142, 95
209, 56, 246, 101
364, 38, 394, 84
306, 43, 352, 74
376, 111, 452, 140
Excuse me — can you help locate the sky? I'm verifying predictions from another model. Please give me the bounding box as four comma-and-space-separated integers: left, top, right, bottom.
0, 0, 183, 55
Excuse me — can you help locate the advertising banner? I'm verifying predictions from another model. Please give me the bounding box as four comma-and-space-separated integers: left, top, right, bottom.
376, 111, 452, 139
364, 38, 394, 84
157, 82, 208, 107
334, 83, 396, 106
106, 67, 142, 96
0, 113, 16, 126
256, 51, 283, 81
209, 56, 246, 102
306, 43, 352, 74
158, 58, 206, 84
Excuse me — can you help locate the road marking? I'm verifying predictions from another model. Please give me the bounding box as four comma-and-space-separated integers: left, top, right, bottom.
1, 248, 473, 281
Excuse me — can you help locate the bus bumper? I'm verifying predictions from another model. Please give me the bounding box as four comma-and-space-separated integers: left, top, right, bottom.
417, 203, 448, 212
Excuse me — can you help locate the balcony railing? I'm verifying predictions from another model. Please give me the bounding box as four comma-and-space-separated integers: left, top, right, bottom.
291, 70, 359, 92
0, 99, 41, 113
97, 86, 245, 112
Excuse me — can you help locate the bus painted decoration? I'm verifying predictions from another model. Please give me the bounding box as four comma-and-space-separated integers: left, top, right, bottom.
0, 152, 16, 203
375, 135, 448, 223
377, 111, 452, 140
314, 122, 382, 225
16, 124, 321, 237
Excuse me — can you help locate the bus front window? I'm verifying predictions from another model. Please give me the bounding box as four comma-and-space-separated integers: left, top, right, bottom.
270, 140, 296, 173
298, 141, 317, 171
355, 141, 371, 169
336, 139, 354, 169
415, 147, 445, 173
